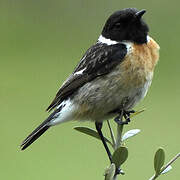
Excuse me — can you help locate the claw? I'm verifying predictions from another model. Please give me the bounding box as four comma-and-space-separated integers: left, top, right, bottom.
114, 116, 124, 125
114, 110, 135, 125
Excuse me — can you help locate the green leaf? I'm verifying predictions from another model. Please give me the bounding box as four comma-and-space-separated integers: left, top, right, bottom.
112, 146, 128, 168
74, 126, 113, 147
154, 148, 165, 175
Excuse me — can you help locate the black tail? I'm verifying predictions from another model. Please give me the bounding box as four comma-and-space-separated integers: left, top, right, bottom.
21, 120, 50, 150
20, 107, 62, 150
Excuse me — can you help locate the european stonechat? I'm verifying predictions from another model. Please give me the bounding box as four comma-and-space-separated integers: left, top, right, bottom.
21, 8, 159, 163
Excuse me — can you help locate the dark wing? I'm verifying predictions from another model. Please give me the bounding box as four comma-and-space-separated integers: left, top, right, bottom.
46, 43, 127, 112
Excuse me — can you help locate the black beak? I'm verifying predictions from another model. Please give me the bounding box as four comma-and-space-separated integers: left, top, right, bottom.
135, 9, 146, 19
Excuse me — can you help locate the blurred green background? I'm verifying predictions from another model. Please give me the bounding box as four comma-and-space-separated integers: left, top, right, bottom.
0, 0, 179, 179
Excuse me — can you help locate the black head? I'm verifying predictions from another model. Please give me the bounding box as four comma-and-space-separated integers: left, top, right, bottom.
102, 8, 149, 44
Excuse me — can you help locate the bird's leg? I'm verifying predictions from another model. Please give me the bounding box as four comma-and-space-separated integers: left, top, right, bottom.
95, 122, 112, 162
95, 122, 122, 176
114, 110, 135, 125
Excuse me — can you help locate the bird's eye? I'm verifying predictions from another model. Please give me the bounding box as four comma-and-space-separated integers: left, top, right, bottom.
114, 22, 121, 28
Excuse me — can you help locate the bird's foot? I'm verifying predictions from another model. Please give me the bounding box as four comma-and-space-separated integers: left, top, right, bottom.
114, 110, 135, 125
114, 115, 125, 125
114, 167, 124, 176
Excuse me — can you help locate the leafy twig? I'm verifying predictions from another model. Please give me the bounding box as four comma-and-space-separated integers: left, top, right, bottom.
73, 109, 179, 180
161, 153, 180, 173
149, 152, 180, 180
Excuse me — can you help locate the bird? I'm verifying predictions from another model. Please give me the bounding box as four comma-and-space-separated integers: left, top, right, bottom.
21, 8, 159, 164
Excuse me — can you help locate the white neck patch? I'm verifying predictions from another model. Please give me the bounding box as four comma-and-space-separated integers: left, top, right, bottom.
147, 35, 151, 43
121, 41, 133, 54
98, 35, 118, 45
98, 35, 136, 54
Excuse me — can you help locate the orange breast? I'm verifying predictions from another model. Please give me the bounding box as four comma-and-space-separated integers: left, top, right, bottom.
119, 36, 160, 88
133, 36, 160, 71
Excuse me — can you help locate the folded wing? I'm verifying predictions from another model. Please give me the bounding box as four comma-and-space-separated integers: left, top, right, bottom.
46, 43, 127, 112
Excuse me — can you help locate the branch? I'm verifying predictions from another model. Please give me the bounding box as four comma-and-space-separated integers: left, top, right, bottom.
74, 109, 179, 180
105, 112, 124, 180
149, 152, 180, 180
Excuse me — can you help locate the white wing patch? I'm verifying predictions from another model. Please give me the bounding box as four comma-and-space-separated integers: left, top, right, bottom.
98, 35, 118, 45
74, 67, 86, 75
49, 99, 76, 126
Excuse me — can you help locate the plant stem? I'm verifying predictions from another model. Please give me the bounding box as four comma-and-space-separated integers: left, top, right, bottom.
160, 152, 180, 173
105, 113, 124, 180
115, 111, 124, 150
113, 175, 118, 180
115, 124, 123, 149
113, 125, 124, 180
107, 120, 116, 149
113, 112, 124, 180
149, 152, 180, 180
104, 164, 116, 180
